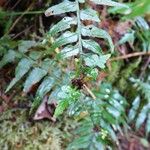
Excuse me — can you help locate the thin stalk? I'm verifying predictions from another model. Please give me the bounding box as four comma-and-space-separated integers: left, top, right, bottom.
76, 0, 82, 53
83, 84, 96, 100
2, 10, 45, 16
110, 51, 150, 61
76, 0, 83, 57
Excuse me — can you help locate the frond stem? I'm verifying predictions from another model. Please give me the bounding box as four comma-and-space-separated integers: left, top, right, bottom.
76, 0, 83, 56
83, 84, 96, 100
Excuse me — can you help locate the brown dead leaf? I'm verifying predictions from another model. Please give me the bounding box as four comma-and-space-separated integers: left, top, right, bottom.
33, 96, 56, 122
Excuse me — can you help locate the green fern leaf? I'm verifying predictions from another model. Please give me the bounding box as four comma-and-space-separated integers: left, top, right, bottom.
107, 106, 121, 118
0, 50, 19, 68
54, 100, 69, 117
146, 113, 150, 135
41, 58, 54, 71
79, 0, 85, 3
100, 120, 117, 142
82, 39, 102, 55
68, 118, 106, 150
80, 8, 100, 22
118, 30, 135, 45
140, 82, 150, 102
51, 31, 78, 51
61, 44, 79, 58
136, 104, 150, 129
67, 134, 92, 149
91, 0, 128, 8
110, 94, 125, 113
36, 77, 55, 98
87, 68, 99, 80
81, 25, 114, 52
75, 121, 92, 135
6, 58, 34, 92
128, 96, 140, 122
29, 51, 43, 60
102, 110, 116, 124
84, 54, 110, 68
18, 40, 37, 53
23, 68, 47, 93
48, 88, 61, 103
49, 17, 77, 36
45, 1, 77, 16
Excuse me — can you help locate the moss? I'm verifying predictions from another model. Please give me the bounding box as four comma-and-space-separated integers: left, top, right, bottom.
0, 109, 78, 150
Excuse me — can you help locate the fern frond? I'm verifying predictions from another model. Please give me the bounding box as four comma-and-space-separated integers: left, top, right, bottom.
90, 0, 128, 8
45, 0, 128, 64
66, 83, 127, 149
6, 58, 34, 92
45, 1, 77, 16
0, 50, 20, 68
129, 78, 150, 135
0, 40, 39, 69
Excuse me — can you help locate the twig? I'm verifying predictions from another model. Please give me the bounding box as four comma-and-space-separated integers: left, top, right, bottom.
3, 10, 45, 16
4, 0, 11, 8
110, 51, 150, 61
12, 25, 33, 39
83, 84, 96, 100
11, 0, 22, 10
39, 15, 45, 35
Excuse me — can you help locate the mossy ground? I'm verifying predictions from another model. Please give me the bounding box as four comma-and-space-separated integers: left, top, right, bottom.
0, 108, 78, 150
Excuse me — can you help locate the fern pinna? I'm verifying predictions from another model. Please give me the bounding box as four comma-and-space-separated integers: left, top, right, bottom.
129, 77, 150, 137
0, 0, 129, 149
